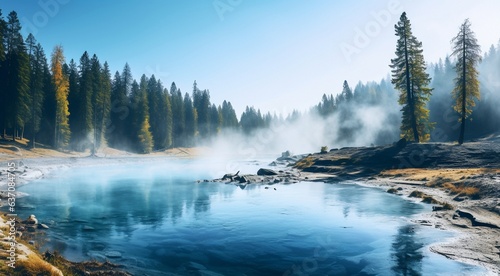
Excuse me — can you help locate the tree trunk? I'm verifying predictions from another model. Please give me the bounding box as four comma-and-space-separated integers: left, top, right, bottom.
403, 23, 419, 142
459, 27, 467, 145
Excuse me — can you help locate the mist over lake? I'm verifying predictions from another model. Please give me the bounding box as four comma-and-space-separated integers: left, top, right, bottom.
11, 159, 485, 275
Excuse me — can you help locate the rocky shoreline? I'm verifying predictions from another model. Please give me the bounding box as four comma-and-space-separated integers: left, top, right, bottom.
290, 140, 500, 275
209, 143, 500, 275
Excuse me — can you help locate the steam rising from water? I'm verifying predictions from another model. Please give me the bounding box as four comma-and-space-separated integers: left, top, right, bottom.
201, 97, 401, 175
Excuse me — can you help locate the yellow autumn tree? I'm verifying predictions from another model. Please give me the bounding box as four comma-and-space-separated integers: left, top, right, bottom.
51, 45, 71, 149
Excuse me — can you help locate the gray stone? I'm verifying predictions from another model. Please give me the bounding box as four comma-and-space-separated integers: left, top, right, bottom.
25, 214, 38, 225
38, 224, 49, 229
257, 168, 278, 176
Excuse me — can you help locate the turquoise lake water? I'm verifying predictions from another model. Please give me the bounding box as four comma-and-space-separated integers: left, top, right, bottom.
12, 160, 485, 275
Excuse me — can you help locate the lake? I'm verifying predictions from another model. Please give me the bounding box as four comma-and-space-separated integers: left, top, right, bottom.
12, 159, 485, 275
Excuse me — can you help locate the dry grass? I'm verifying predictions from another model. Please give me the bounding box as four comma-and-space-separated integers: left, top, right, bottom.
294, 156, 315, 169
380, 168, 499, 199
14, 254, 62, 276
380, 168, 500, 182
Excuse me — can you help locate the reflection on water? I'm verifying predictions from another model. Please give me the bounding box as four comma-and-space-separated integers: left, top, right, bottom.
391, 225, 424, 276
12, 161, 485, 275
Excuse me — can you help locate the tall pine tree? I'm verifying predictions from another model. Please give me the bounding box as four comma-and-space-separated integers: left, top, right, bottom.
3, 11, 31, 140
390, 12, 433, 142
451, 19, 481, 145
183, 92, 197, 146
26, 34, 46, 147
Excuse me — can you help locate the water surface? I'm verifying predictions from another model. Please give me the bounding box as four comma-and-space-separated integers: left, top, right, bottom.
12, 160, 484, 275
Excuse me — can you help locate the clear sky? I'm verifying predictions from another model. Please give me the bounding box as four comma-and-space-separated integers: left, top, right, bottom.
2, 0, 500, 115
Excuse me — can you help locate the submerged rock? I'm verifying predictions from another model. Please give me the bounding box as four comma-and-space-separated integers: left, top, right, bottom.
104, 251, 122, 258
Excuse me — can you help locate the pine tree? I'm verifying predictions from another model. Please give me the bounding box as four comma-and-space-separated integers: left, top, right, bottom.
209, 104, 222, 136
451, 19, 481, 145
97, 61, 111, 149
26, 34, 46, 148
221, 100, 238, 128
134, 78, 153, 154
390, 12, 433, 142
341, 80, 353, 102
183, 92, 197, 146
89, 55, 111, 153
3, 11, 31, 140
0, 10, 6, 138
108, 64, 131, 149
75, 51, 94, 151
146, 75, 172, 149
170, 82, 185, 146
0, 9, 4, 62
51, 45, 71, 149
38, 61, 56, 146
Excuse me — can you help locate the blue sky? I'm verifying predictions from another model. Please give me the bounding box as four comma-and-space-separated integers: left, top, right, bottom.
2, 0, 500, 115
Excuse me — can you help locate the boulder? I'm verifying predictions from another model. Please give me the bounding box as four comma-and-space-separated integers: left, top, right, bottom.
396, 138, 407, 149
222, 171, 239, 181
257, 168, 278, 176
25, 214, 38, 225
38, 224, 49, 229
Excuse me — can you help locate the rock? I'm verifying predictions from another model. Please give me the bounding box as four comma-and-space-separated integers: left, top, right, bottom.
27, 226, 36, 232
264, 187, 269, 189
28, 240, 35, 245
104, 251, 122, 258
222, 171, 240, 181
83, 225, 95, 231
273, 178, 281, 183
38, 224, 49, 229
257, 168, 278, 176
25, 214, 38, 225
396, 138, 407, 148
453, 196, 468, 202
432, 206, 444, 211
